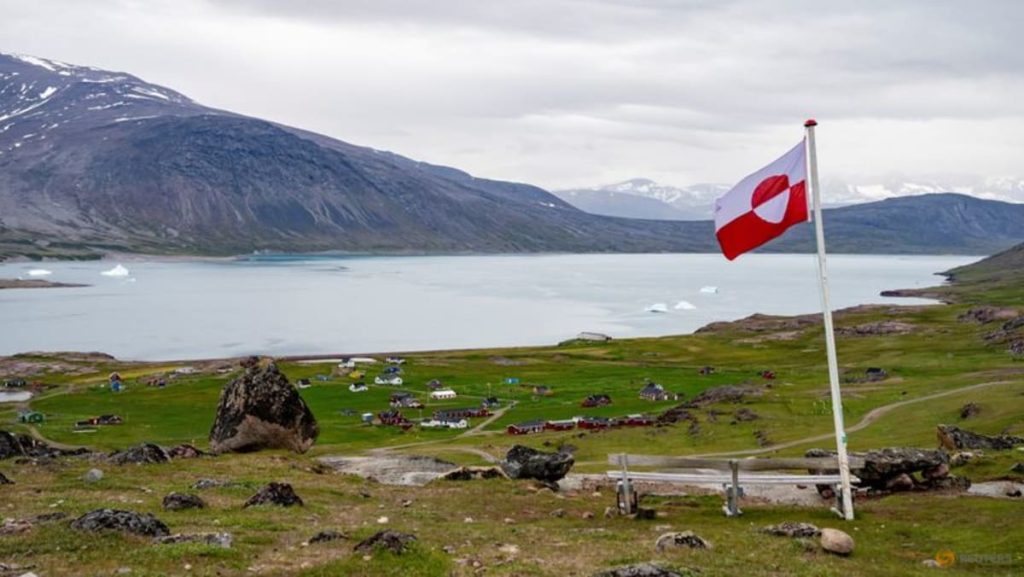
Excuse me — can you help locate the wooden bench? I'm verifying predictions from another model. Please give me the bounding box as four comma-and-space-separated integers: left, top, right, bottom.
607, 453, 863, 518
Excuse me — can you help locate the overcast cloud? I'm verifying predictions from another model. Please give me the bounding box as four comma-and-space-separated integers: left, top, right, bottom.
3, 0, 1023, 193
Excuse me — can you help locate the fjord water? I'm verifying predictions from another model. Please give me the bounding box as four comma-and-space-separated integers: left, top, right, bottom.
1, 254, 974, 361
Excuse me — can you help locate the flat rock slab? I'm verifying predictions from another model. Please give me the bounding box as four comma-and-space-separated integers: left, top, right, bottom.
155, 532, 233, 548
592, 563, 690, 577
967, 481, 1024, 499
318, 455, 458, 486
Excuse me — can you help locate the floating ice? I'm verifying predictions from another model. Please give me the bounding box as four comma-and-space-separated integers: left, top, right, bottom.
645, 303, 668, 313
27, 269, 52, 276
100, 264, 130, 277
699, 286, 719, 294
674, 300, 696, 310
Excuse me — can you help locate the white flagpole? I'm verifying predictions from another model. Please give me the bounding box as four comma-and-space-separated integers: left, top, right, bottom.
804, 118, 855, 520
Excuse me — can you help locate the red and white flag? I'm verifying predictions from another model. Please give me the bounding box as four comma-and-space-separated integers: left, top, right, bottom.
714, 140, 810, 260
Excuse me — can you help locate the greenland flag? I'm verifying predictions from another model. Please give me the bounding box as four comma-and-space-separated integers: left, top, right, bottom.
713, 140, 810, 260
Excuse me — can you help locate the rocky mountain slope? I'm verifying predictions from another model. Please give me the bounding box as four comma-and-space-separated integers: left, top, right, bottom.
2, 53, 1024, 259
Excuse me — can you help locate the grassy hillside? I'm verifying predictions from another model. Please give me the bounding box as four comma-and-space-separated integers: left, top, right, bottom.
2, 256, 1023, 576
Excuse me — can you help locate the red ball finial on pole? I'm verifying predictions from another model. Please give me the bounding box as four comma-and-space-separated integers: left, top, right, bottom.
804, 118, 818, 127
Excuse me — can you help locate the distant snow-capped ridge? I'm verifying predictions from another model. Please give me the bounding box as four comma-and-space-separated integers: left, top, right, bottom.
554, 176, 1024, 222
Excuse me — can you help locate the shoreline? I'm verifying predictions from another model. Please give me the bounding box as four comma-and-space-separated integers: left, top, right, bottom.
0, 278, 89, 290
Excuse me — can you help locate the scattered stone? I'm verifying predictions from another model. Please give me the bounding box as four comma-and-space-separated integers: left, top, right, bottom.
162, 493, 206, 511
654, 531, 711, 552
191, 478, 233, 490
937, 425, 1024, 451
923, 463, 949, 480
0, 471, 11, 484
836, 321, 915, 337
582, 511, 595, 519
0, 430, 88, 460
683, 385, 761, 408
734, 408, 759, 422
928, 475, 971, 491
108, 443, 170, 465
949, 452, 979, 467
167, 444, 206, 459
885, 473, 915, 492
959, 403, 981, 420
353, 530, 417, 555
591, 563, 688, 577
604, 506, 617, 518
550, 509, 566, 518
921, 559, 941, 568
440, 466, 508, 481
154, 533, 232, 548
70, 509, 170, 537
208, 357, 319, 454
401, 499, 413, 508
1011, 463, 1024, 474
83, 468, 104, 483
501, 445, 574, 484
377, 516, 389, 524
1010, 340, 1024, 356
819, 528, 854, 556
761, 522, 821, 538
498, 543, 520, 556
0, 518, 33, 535
958, 306, 1018, 324
243, 482, 303, 508
1006, 486, 1022, 498
30, 512, 68, 524
309, 530, 347, 544
754, 429, 773, 447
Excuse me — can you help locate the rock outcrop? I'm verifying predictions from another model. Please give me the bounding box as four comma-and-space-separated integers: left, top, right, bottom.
70, 509, 170, 537
209, 357, 319, 454
654, 531, 711, 551
108, 443, 170, 465
243, 482, 304, 508
0, 430, 87, 460
501, 445, 574, 484
592, 564, 689, 577
354, 530, 417, 555
761, 522, 821, 538
937, 425, 1024, 451
806, 447, 962, 492
155, 532, 232, 548
162, 493, 206, 511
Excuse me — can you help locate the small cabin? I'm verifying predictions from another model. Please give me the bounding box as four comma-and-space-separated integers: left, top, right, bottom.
426, 379, 445, 390
434, 407, 490, 420
544, 419, 576, 432
430, 389, 457, 400
349, 382, 368, 393
482, 396, 501, 408
375, 375, 404, 386
385, 356, 406, 365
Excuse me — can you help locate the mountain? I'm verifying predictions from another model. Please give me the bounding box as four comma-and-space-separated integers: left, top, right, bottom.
554, 179, 726, 221
0, 53, 717, 258
1, 53, 1024, 260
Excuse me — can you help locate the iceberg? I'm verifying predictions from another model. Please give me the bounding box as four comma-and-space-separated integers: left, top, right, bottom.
101, 264, 130, 277
699, 286, 719, 294
674, 300, 696, 310
27, 269, 52, 276
645, 303, 668, 313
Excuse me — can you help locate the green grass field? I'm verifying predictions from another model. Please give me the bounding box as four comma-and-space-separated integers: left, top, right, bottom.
2, 251, 1023, 576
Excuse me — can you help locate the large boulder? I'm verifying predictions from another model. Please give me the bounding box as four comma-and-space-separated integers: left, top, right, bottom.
70, 509, 170, 537
654, 531, 711, 551
806, 447, 948, 488
500, 445, 574, 483
0, 430, 87, 460
937, 425, 1024, 451
209, 357, 319, 454
162, 492, 206, 511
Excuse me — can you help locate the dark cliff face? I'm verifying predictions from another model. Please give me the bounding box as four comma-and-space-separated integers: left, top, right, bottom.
1, 53, 1024, 259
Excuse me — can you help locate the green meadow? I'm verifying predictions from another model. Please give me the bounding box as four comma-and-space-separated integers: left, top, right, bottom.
2, 250, 1023, 576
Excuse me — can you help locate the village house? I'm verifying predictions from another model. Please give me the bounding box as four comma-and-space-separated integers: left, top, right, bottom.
482, 396, 501, 409
382, 365, 402, 375
429, 388, 457, 400
389, 392, 423, 409
377, 409, 412, 429
577, 416, 611, 429
507, 420, 545, 435
385, 356, 406, 365
638, 382, 678, 401
375, 374, 404, 386
348, 382, 368, 393
434, 407, 490, 420
421, 418, 468, 430
339, 357, 378, 369
426, 379, 445, 390
581, 393, 612, 408
544, 419, 576, 432
576, 331, 612, 342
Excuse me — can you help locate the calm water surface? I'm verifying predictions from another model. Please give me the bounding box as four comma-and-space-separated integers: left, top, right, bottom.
0, 254, 976, 360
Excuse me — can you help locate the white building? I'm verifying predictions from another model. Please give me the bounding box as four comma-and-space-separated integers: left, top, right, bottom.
429, 389, 457, 400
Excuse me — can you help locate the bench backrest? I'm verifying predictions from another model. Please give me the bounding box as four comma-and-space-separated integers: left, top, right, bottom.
608, 453, 865, 471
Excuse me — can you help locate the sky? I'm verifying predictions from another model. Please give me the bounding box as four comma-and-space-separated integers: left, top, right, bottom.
3, 0, 1024, 194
